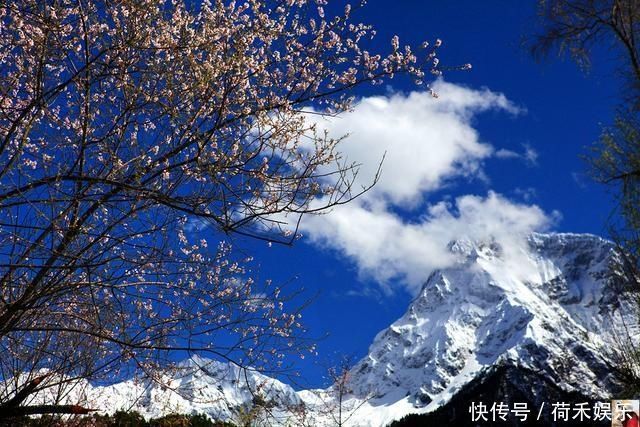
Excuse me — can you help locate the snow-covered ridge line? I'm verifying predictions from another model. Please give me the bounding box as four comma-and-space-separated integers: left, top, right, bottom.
22, 233, 635, 426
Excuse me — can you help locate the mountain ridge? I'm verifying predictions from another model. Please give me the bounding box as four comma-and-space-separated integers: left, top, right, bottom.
22, 233, 637, 426
330, 232, 631, 425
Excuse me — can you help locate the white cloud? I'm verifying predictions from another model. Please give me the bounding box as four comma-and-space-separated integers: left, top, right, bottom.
306, 80, 521, 206
302, 192, 556, 293
494, 148, 520, 159
290, 81, 558, 294
572, 171, 588, 189
513, 187, 538, 202
495, 143, 538, 166
523, 144, 539, 165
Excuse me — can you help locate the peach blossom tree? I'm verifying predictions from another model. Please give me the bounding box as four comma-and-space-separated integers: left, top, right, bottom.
0, 0, 443, 417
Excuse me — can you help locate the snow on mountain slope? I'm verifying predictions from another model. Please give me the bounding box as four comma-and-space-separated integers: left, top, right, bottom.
27, 233, 635, 426
340, 232, 634, 426
84, 356, 303, 423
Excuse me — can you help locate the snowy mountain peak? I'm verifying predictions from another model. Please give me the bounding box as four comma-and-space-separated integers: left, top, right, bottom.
446, 237, 502, 260
344, 233, 631, 425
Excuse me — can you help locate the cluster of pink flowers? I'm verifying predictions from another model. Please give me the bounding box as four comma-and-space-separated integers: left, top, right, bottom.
0, 0, 447, 406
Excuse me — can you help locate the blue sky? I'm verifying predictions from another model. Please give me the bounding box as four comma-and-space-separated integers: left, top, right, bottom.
200, 1, 623, 388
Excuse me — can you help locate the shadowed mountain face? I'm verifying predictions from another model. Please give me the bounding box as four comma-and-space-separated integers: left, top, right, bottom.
388, 364, 611, 427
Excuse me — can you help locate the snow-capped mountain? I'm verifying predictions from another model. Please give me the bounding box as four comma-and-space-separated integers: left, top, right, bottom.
84, 356, 302, 422
340, 232, 635, 425
30, 233, 637, 426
